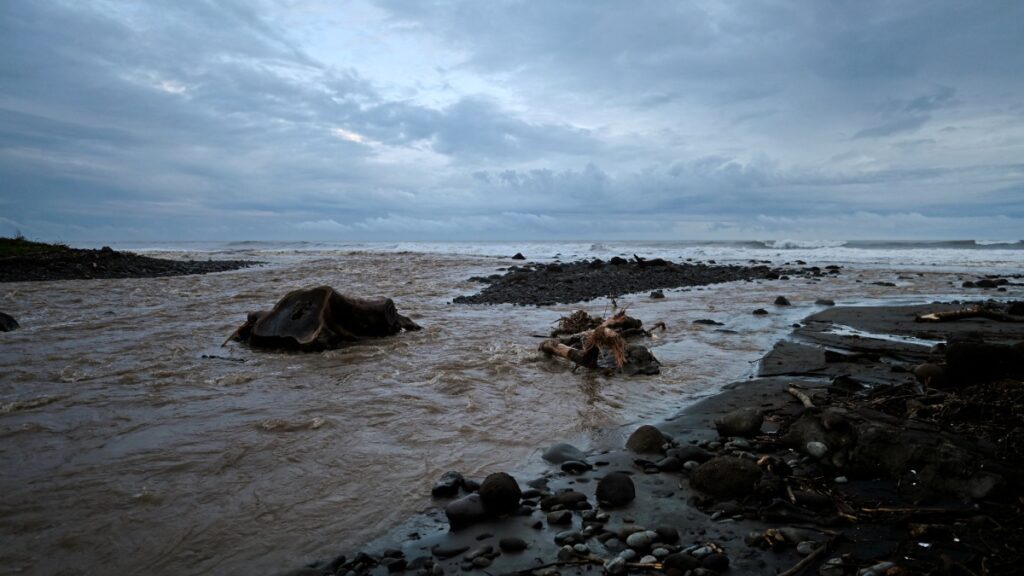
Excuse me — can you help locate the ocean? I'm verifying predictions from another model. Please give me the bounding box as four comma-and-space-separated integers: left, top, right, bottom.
0, 240, 1021, 575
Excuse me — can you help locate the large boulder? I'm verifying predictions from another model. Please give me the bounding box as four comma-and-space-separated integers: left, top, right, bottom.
478, 472, 521, 515
626, 425, 667, 453
596, 472, 636, 508
0, 311, 18, 332
229, 286, 420, 351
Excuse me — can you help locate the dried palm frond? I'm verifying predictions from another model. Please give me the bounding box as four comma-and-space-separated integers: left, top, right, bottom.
584, 326, 627, 368
551, 309, 603, 337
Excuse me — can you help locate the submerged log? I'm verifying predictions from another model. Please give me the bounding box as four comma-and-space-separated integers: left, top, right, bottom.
227, 285, 420, 351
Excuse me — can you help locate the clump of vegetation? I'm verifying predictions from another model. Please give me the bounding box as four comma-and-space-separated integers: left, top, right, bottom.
0, 236, 72, 257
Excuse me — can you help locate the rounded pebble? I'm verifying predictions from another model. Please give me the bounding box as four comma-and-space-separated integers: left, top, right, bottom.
806, 441, 829, 458
626, 531, 653, 549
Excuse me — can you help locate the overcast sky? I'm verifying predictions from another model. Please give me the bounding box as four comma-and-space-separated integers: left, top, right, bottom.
2, 1, 1023, 242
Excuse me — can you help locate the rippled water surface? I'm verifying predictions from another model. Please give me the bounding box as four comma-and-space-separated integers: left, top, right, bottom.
0, 248, 1019, 575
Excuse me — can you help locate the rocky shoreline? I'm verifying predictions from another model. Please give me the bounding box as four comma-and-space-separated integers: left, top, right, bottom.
0, 238, 257, 282
452, 256, 835, 306
285, 301, 1024, 576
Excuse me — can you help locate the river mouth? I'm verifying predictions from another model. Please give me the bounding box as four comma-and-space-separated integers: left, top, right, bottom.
0, 250, 999, 574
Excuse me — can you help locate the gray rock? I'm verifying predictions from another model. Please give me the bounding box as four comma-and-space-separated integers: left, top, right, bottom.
667, 445, 713, 463
444, 494, 486, 529
554, 530, 582, 546
690, 456, 762, 498
663, 553, 700, 573
655, 526, 679, 544
540, 490, 588, 511
596, 472, 636, 508
650, 290, 665, 299
640, 555, 658, 564
815, 299, 835, 306
573, 544, 590, 554
543, 443, 587, 464
499, 537, 527, 553
557, 545, 575, 561
656, 456, 683, 472
701, 553, 729, 572
432, 471, 464, 498
561, 460, 590, 474
547, 510, 573, 525
471, 557, 491, 568
652, 548, 670, 559
479, 472, 521, 515
626, 425, 666, 453
774, 296, 791, 306
683, 460, 700, 472
626, 531, 653, 549
713, 407, 764, 437
619, 549, 637, 561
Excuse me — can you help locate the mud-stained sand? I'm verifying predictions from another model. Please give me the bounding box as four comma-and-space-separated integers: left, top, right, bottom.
290, 301, 1024, 576
0, 238, 256, 282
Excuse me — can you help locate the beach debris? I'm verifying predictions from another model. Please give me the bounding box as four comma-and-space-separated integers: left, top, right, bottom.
0, 311, 18, 332
226, 285, 420, 351
539, 310, 663, 374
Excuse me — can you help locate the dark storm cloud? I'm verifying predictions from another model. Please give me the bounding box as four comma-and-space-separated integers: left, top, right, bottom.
1, 0, 1022, 240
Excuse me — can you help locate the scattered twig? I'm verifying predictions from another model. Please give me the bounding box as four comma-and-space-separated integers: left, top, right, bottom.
777, 537, 834, 576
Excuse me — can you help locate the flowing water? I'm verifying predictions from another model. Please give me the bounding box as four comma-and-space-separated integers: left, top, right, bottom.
1, 242, 1021, 575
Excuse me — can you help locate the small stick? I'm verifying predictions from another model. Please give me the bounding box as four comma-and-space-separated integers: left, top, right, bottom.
787, 386, 816, 409
777, 538, 832, 576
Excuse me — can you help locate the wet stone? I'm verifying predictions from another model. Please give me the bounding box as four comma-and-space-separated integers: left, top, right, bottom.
626, 425, 667, 453
596, 472, 636, 508
655, 526, 679, 544
714, 407, 764, 437
498, 537, 527, 553
543, 443, 587, 464
547, 510, 573, 525
432, 471, 465, 498
478, 472, 521, 515
640, 555, 658, 564
701, 553, 729, 572
625, 531, 654, 549
561, 460, 590, 474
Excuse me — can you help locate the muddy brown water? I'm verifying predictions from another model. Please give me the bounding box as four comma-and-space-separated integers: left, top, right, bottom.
0, 251, 992, 575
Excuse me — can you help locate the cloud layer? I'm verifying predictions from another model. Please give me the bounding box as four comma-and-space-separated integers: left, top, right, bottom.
1, 0, 1022, 241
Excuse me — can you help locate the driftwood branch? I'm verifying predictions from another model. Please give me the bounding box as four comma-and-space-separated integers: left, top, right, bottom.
777, 536, 837, 576
787, 386, 816, 409
916, 305, 1024, 323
